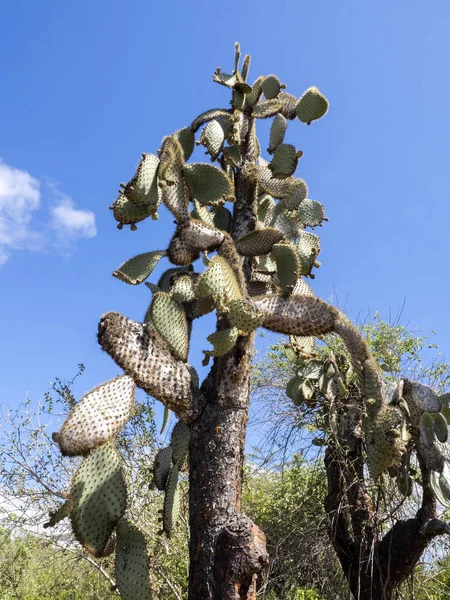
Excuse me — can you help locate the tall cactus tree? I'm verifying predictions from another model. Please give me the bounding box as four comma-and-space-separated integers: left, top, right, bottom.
47, 43, 449, 599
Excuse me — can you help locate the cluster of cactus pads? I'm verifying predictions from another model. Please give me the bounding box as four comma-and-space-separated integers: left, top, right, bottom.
284, 341, 450, 502
48, 42, 440, 598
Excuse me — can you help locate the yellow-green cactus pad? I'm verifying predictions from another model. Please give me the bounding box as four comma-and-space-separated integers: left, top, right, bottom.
244, 76, 264, 108
268, 114, 287, 154
160, 405, 170, 435
124, 153, 160, 208
235, 228, 284, 257
192, 200, 215, 228
113, 250, 166, 285
222, 145, 241, 168
158, 266, 193, 292
183, 163, 234, 205
112, 193, 158, 226
205, 327, 239, 357
170, 420, 190, 468
255, 253, 277, 273
257, 194, 276, 227
70, 443, 127, 557
149, 292, 189, 361
163, 464, 180, 538
254, 295, 339, 337
227, 299, 264, 334
290, 335, 316, 357
272, 241, 301, 294
173, 127, 195, 161
153, 446, 173, 491
262, 75, 284, 100
297, 231, 321, 276
296, 87, 329, 125
365, 408, 404, 480
115, 518, 153, 600
253, 165, 294, 199
278, 92, 298, 120
432, 412, 448, 443
170, 274, 195, 302
199, 119, 229, 161
195, 256, 242, 305
298, 199, 326, 228
284, 180, 309, 209
269, 144, 301, 179
252, 99, 283, 119
53, 375, 135, 456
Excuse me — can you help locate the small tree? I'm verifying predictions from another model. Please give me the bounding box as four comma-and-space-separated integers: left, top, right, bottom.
44, 44, 450, 599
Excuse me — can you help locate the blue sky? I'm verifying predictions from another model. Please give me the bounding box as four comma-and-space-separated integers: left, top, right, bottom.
1, 0, 450, 437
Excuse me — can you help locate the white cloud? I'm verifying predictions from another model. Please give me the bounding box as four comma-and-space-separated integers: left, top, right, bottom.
0, 159, 96, 265
0, 160, 42, 262
50, 196, 96, 239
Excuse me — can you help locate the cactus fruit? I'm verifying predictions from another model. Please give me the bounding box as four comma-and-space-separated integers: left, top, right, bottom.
115, 518, 153, 600
170, 420, 190, 468
70, 443, 127, 556
52, 376, 135, 456
183, 163, 234, 205
205, 326, 239, 357
262, 75, 284, 100
163, 464, 180, 537
235, 228, 284, 257
148, 292, 189, 362
298, 199, 326, 228
269, 144, 302, 179
113, 250, 166, 285
268, 114, 287, 154
153, 446, 173, 491
123, 153, 160, 208
296, 87, 329, 125
112, 193, 158, 227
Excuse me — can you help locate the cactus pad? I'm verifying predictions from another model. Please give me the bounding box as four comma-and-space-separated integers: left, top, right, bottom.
153, 446, 173, 491
269, 144, 301, 179
364, 408, 404, 480
298, 199, 326, 228
205, 326, 239, 357
170, 420, 190, 468
170, 274, 196, 302
252, 99, 283, 119
254, 165, 294, 199
262, 75, 283, 99
124, 153, 160, 208
173, 127, 195, 161
163, 464, 180, 538
227, 299, 264, 334
235, 228, 284, 257
199, 119, 228, 161
268, 114, 287, 154
278, 92, 298, 120
183, 163, 234, 205
113, 193, 158, 226
53, 376, 135, 456
272, 241, 301, 294
115, 518, 153, 600
70, 443, 127, 556
195, 256, 242, 306
284, 180, 309, 209
149, 292, 189, 361
212, 205, 232, 232
297, 231, 321, 276
296, 87, 329, 125
420, 412, 436, 449
433, 412, 448, 443
113, 250, 166, 285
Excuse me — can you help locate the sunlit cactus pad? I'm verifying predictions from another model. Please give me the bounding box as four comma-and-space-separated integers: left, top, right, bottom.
115, 518, 153, 600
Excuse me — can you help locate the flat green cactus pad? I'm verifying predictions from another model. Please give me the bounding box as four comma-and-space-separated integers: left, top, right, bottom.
222, 145, 241, 168
296, 87, 329, 125
235, 228, 284, 257
298, 199, 326, 228
153, 446, 173, 491
252, 99, 283, 119
297, 231, 321, 276
272, 241, 300, 294
278, 92, 298, 120
284, 180, 309, 209
195, 256, 242, 306
170, 420, 190, 468
268, 114, 287, 154
262, 75, 284, 99
420, 412, 435, 449
149, 292, 189, 361
433, 412, 449, 443
112, 193, 158, 227
113, 250, 166, 285
124, 153, 160, 208
290, 335, 316, 357
163, 464, 180, 538
365, 408, 404, 480
70, 443, 127, 557
227, 299, 264, 334
157, 266, 193, 292
257, 194, 276, 227
170, 274, 195, 302
254, 165, 294, 199
205, 326, 239, 357
199, 119, 229, 161
269, 144, 301, 179
53, 375, 135, 456
173, 127, 195, 161
115, 518, 153, 600
183, 163, 234, 205
212, 205, 232, 232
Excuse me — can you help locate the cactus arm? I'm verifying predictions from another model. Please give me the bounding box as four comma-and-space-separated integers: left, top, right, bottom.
191, 109, 233, 133
97, 312, 197, 422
